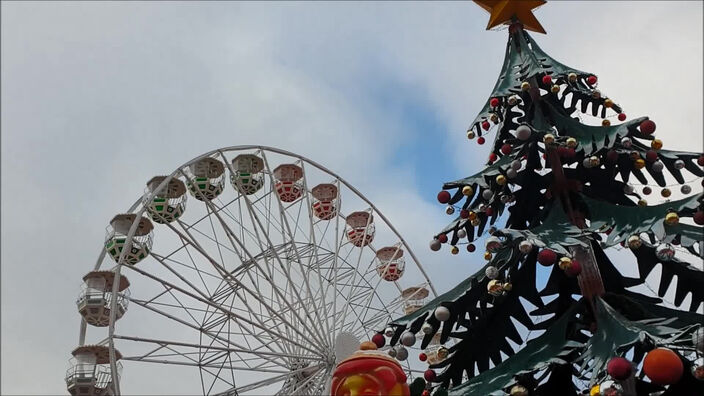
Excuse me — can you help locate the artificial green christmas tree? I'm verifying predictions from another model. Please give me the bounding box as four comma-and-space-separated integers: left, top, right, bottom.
387, 2, 704, 395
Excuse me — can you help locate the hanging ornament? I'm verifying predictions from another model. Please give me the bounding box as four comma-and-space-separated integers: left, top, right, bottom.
468, 211, 478, 221
587, 75, 598, 85
490, 113, 499, 123
693, 327, 704, 353
445, 206, 455, 215
477, 137, 486, 147
423, 369, 436, 382
592, 90, 601, 99
485, 266, 499, 279
604, 98, 614, 108
640, 119, 656, 135
430, 239, 441, 251
629, 151, 640, 161
589, 385, 601, 396
387, 348, 397, 358
521, 81, 531, 91
460, 209, 470, 219
508, 95, 519, 105
634, 159, 645, 170
551, 84, 560, 93
566, 260, 582, 277
450, 246, 459, 255
482, 190, 494, 200
606, 150, 619, 163
500, 194, 510, 204
694, 210, 704, 225
699, 155, 704, 166
437, 234, 448, 244
372, 333, 386, 348
565, 137, 577, 148
558, 257, 572, 270
537, 249, 557, 266
385, 327, 395, 337
484, 251, 492, 260
692, 365, 704, 381
485, 207, 495, 216
467, 243, 476, 252
600, 381, 624, 396
583, 157, 593, 168
568, 72, 578, 82
506, 168, 518, 179
543, 134, 555, 144
661, 188, 671, 198
418, 352, 427, 362
490, 97, 500, 108
638, 199, 647, 207
500, 144, 512, 155
395, 346, 408, 361
496, 175, 507, 186
590, 156, 600, 168
620, 137, 632, 148
623, 184, 634, 194
655, 244, 675, 261
437, 347, 449, 360
645, 150, 658, 163
607, 357, 633, 380
642, 186, 652, 195
481, 121, 490, 131
518, 240, 533, 254
466, 130, 475, 140
602, 119, 611, 127
437, 191, 451, 204
487, 279, 504, 296
652, 161, 664, 173
485, 236, 502, 252
511, 159, 522, 170
643, 348, 683, 385
462, 185, 474, 196
651, 139, 663, 150
674, 159, 685, 170
541, 75, 552, 85
488, 226, 498, 234
618, 113, 627, 121
510, 385, 529, 396
664, 212, 680, 226
420, 323, 434, 336
627, 235, 642, 249
434, 306, 450, 322
516, 125, 532, 141
681, 185, 692, 194
471, 218, 481, 226
400, 331, 416, 347
457, 229, 467, 239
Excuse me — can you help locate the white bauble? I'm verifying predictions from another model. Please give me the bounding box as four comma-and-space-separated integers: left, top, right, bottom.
421, 323, 434, 335
674, 159, 685, 169
385, 327, 395, 337
485, 266, 499, 279
516, 125, 532, 141
655, 244, 675, 261
434, 306, 451, 322
395, 346, 408, 361
457, 229, 467, 239
482, 190, 494, 200
583, 158, 592, 168
430, 239, 441, 251
400, 331, 416, 347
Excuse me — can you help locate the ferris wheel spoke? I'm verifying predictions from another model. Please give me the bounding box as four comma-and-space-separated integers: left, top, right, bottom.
218, 363, 326, 395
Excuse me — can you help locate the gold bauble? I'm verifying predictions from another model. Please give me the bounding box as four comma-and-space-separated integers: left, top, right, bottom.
490, 113, 499, 123
604, 98, 614, 108
651, 139, 663, 150
466, 130, 475, 140
634, 159, 645, 169
468, 211, 478, 221
487, 279, 503, 296
543, 134, 555, 144
664, 212, 679, 226
558, 257, 572, 270
451, 245, 459, 255
638, 199, 648, 207
510, 385, 529, 396
484, 251, 492, 260
590, 385, 601, 396
602, 119, 611, 127
437, 347, 449, 360
502, 282, 513, 292
496, 175, 507, 186
462, 185, 474, 196
566, 137, 577, 148
521, 81, 531, 91
661, 188, 672, 198
568, 72, 578, 82
551, 84, 560, 93
589, 156, 600, 167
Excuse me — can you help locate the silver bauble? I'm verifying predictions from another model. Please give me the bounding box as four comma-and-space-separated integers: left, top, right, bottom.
400, 331, 416, 347
507, 169, 518, 179
430, 239, 441, 251
511, 160, 522, 171
674, 159, 685, 170
485, 266, 499, 279
434, 306, 451, 322
583, 158, 592, 168
651, 161, 664, 173
421, 323, 434, 335
621, 137, 632, 148
457, 229, 467, 239
508, 95, 519, 106
623, 184, 634, 194
681, 185, 692, 194
482, 190, 494, 200
519, 240, 533, 254
655, 244, 675, 261
395, 346, 408, 361
516, 125, 532, 141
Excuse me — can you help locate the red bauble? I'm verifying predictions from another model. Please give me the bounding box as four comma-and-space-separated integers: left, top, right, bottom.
542, 75, 552, 85
537, 249, 557, 266
372, 333, 385, 348
694, 210, 704, 225
422, 391, 430, 396
419, 353, 427, 362
698, 155, 704, 166
607, 357, 633, 380
460, 209, 470, 219
489, 153, 498, 162
640, 120, 656, 135
485, 207, 495, 217
467, 243, 476, 252
643, 186, 652, 195
490, 98, 500, 108
587, 75, 598, 85
566, 260, 582, 277
501, 144, 512, 155
482, 121, 491, 131
477, 137, 486, 145
643, 348, 684, 385
437, 234, 448, 244
618, 113, 627, 121
424, 369, 436, 382
645, 150, 658, 163
606, 150, 619, 163
437, 191, 451, 204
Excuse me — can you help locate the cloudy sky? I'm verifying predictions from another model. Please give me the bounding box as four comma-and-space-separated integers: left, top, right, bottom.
1, 1, 702, 394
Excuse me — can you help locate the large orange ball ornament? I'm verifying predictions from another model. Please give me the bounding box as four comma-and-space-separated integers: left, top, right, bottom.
643, 348, 684, 385
331, 347, 410, 396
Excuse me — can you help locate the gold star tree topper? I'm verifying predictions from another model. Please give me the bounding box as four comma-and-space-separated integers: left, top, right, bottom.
474, 0, 547, 34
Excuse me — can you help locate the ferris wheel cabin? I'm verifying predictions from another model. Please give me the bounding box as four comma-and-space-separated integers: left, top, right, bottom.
65, 345, 122, 396
230, 154, 265, 195
77, 271, 130, 327
376, 246, 405, 281
273, 164, 304, 203
345, 211, 375, 247
401, 286, 429, 315
144, 176, 187, 224
104, 214, 153, 265
311, 183, 338, 220
187, 157, 225, 201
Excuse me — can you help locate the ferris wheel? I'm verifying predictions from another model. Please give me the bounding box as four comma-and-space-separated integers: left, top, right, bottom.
67, 146, 436, 396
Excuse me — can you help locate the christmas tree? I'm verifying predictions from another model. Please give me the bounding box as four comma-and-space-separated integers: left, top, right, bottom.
385, 1, 704, 395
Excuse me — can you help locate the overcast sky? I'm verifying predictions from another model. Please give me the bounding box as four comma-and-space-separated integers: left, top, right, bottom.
2, 1, 702, 394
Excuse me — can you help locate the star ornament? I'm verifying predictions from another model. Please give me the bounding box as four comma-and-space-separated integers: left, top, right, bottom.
474, 0, 547, 34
